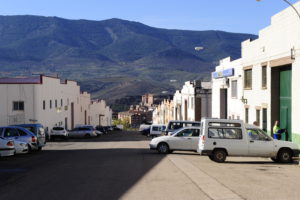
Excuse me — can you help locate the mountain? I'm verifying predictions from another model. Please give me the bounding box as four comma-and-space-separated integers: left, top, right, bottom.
0, 15, 257, 111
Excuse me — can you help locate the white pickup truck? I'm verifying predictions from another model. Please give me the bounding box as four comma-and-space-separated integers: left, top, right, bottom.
198, 118, 300, 163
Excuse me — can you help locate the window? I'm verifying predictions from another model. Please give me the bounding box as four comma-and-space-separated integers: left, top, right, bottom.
152, 126, 159, 131
43, 101, 46, 110
4, 128, 19, 137
231, 80, 237, 98
247, 129, 271, 141
61, 99, 63, 107
208, 122, 241, 127
50, 100, 52, 109
245, 108, 249, 124
13, 101, 24, 111
256, 109, 261, 126
262, 66, 267, 89
176, 129, 194, 137
244, 69, 252, 89
262, 108, 267, 131
17, 129, 28, 136
0, 128, 3, 134
208, 128, 242, 139
55, 100, 57, 108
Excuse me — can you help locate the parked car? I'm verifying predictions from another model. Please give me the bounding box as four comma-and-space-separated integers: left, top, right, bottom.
0, 134, 15, 157
149, 127, 200, 153
139, 124, 151, 132
14, 124, 46, 151
69, 126, 98, 138
149, 124, 166, 137
163, 120, 201, 135
198, 118, 300, 163
96, 126, 108, 134
14, 140, 29, 154
141, 127, 151, 136
51, 126, 69, 140
0, 126, 38, 152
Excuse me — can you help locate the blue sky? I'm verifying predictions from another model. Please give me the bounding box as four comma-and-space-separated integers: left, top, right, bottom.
0, 0, 299, 34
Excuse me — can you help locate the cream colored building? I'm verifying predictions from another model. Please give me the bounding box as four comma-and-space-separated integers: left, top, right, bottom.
212, 1, 300, 145
0, 75, 112, 131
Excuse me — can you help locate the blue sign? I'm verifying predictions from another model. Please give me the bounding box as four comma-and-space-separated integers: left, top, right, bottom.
213, 68, 234, 79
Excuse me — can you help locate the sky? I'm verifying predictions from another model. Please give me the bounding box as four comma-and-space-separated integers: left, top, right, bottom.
0, 0, 299, 34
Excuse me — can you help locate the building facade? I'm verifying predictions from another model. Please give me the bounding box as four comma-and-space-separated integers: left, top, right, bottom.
0, 75, 112, 131
212, 2, 300, 144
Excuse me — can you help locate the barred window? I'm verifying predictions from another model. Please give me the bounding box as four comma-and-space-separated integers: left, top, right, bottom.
262, 66, 267, 88
231, 80, 237, 98
208, 128, 242, 139
244, 69, 252, 89
13, 101, 24, 111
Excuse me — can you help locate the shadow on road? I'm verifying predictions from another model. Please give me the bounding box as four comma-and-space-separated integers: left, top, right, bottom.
0, 147, 166, 200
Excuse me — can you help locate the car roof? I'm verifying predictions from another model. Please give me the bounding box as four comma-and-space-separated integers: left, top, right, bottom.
245, 124, 260, 129
168, 120, 200, 123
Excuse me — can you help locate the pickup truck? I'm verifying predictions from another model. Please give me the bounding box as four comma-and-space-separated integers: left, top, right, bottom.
197, 118, 300, 163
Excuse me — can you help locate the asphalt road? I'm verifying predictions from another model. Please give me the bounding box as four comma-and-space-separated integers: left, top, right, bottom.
0, 131, 300, 200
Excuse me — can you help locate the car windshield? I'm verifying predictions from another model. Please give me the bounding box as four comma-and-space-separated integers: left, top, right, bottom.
247, 128, 272, 140
53, 127, 64, 131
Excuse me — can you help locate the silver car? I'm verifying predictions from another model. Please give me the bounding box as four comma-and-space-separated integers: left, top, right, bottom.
0, 135, 15, 157
0, 126, 38, 152
69, 127, 98, 138
51, 126, 69, 140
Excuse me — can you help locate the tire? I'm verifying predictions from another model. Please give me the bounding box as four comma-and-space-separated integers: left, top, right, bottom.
212, 149, 227, 163
271, 157, 279, 162
157, 143, 170, 154
37, 146, 42, 151
277, 149, 293, 163
84, 134, 91, 138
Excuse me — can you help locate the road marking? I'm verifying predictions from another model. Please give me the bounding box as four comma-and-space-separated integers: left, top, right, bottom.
169, 156, 244, 200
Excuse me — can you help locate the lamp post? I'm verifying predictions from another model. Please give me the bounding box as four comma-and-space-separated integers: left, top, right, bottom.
256, 0, 300, 19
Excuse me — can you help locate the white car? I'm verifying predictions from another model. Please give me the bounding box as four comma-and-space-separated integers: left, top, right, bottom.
149, 127, 200, 153
149, 124, 166, 138
198, 118, 300, 163
51, 126, 69, 140
0, 137, 15, 157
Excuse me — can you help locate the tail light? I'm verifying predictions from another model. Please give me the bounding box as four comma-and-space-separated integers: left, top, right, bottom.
32, 136, 37, 143
201, 135, 205, 144
6, 141, 14, 147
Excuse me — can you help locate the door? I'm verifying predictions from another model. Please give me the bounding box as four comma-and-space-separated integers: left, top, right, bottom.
280, 68, 291, 141
220, 89, 227, 119
247, 129, 274, 156
169, 128, 194, 150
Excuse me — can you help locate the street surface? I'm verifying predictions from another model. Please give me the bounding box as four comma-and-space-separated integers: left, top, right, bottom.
0, 131, 300, 200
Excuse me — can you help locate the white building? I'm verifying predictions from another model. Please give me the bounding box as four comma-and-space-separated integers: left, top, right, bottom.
212, 1, 300, 145
90, 99, 112, 127
0, 75, 112, 131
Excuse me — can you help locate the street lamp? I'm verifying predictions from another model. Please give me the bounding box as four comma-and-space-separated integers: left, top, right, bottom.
256, 0, 300, 19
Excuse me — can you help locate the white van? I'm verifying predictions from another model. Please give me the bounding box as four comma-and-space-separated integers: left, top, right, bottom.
164, 120, 200, 135
198, 118, 300, 163
149, 124, 166, 137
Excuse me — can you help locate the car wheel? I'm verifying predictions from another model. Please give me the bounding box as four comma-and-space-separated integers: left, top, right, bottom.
212, 149, 227, 163
271, 157, 279, 162
85, 134, 91, 138
277, 149, 293, 163
157, 143, 170, 154
37, 146, 42, 151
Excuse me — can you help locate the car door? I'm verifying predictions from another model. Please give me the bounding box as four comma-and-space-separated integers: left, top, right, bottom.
247, 129, 274, 156
168, 128, 194, 150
